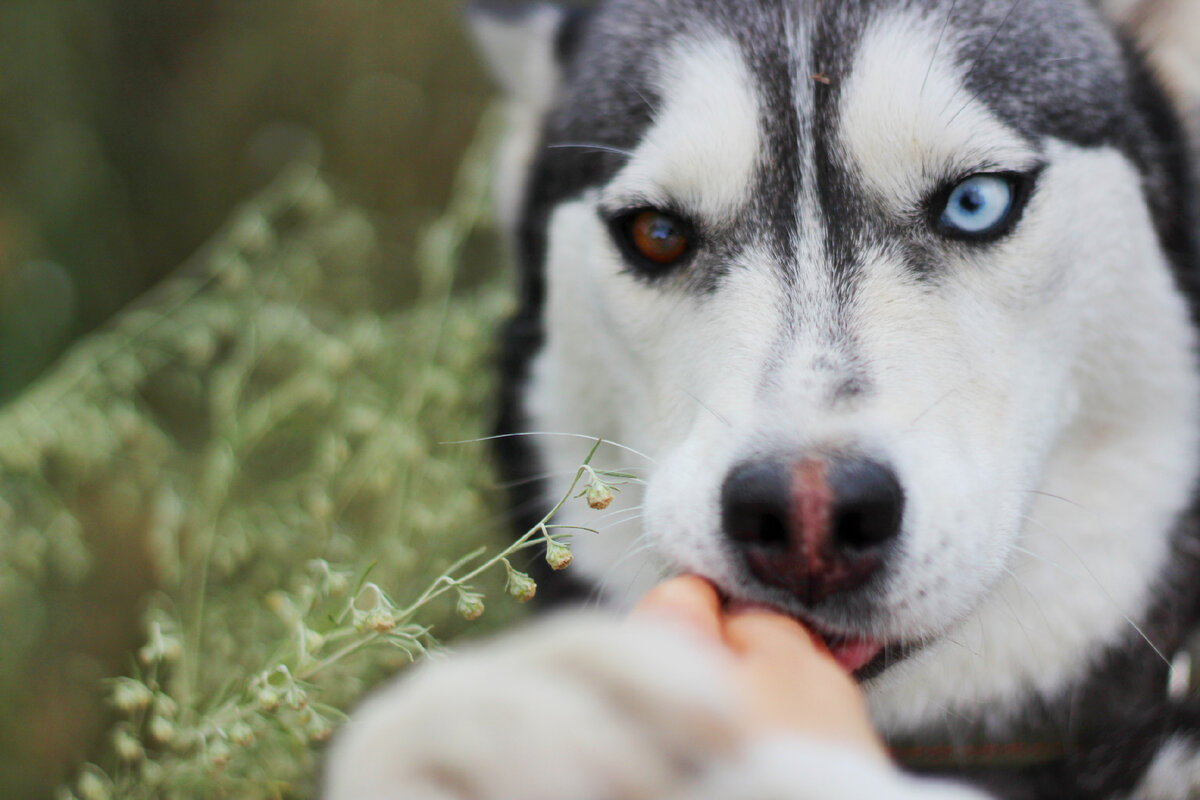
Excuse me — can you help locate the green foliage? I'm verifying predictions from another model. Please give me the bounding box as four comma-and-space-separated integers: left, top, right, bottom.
0, 0, 491, 401
0, 110, 581, 798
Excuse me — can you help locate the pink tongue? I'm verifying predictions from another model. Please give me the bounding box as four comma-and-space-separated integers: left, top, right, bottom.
828, 637, 883, 673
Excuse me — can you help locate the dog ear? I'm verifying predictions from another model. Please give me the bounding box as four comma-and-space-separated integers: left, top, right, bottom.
1097, 0, 1200, 120
466, 2, 593, 240
466, 2, 584, 109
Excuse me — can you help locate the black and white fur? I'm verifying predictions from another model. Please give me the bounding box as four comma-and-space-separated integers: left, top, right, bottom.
325, 1, 1200, 797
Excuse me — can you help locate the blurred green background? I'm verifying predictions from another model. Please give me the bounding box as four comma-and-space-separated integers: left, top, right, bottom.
0, 2, 515, 797
0, 0, 492, 402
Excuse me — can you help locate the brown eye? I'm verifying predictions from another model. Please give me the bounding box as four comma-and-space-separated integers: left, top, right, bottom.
628, 209, 690, 266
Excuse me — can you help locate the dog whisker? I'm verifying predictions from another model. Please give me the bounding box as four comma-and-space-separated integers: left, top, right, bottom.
599, 539, 656, 584
547, 142, 637, 159
445, 432, 656, 464
493, 468, 593, 490
1019, 489, 1088, 511
997, 563, 1051, 640
594, 510, 646, 531
496, 463, 648, 491
906, 388, 959, 428
1014, 521, 1172, 669
683, 390, 731, 428
941, 632, 983, 658
946, 55, 1085, 126
595, 544, 664, 607
940, 0, 1026, 118
921, 0, 959, 99
619, 77, 659, 117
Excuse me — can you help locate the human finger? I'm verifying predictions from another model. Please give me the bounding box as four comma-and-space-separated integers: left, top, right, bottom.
724, 610, 887, 759
631, 575, 725, 642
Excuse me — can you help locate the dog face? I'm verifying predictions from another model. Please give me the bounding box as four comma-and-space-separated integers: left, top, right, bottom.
475, 0, 1200, 727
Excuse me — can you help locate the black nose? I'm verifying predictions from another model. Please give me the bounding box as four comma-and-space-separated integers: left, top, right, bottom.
720, 455, 904, 603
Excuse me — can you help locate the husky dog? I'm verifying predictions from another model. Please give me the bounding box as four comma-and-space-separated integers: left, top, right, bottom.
326, 1, 1200, 797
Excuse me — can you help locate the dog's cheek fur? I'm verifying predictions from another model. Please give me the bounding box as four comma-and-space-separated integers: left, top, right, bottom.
866, 143, 1200, 730
522, 210, 791, 601
517, 199, 663, 600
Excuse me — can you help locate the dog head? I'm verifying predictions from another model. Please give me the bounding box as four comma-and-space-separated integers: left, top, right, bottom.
471, 0, 1200, 726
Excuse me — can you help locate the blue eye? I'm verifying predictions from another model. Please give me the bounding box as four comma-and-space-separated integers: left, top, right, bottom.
939, 174, 1017, 237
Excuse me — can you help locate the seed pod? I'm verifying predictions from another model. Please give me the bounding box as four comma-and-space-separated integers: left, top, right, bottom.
456, 592, 485, 621
585, 480, 615, 510
303, 487, 334, 521
111, 679, 153, 713
208, 739, 232, 769
285, 684, 309, 710
360, 608, 396, 633
138, 627, 183, 665
76, 767, 112, 800
326, 570, 350, 597
112, 727, 144, 763
506, 569, 537, 603
228, 721, 255, 747
148, 715, 176, 745
305, 712, 334, 743
257, 687, 282, 712
545, 539, 574, 571
153, 693, 178, 717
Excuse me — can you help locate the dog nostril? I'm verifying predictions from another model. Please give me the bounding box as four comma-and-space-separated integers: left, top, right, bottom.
729, 505, 789, 547
755, 510, 789, 546
721, 460, 791, 549
835, 508, 893, 550
827, 458, 905, 551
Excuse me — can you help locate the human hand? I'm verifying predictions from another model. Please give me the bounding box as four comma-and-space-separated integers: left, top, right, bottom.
633, 575, 887, 761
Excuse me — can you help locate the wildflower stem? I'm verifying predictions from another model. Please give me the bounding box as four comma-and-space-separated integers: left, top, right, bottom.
298, 633, 382, 681
393, 438, 606, 618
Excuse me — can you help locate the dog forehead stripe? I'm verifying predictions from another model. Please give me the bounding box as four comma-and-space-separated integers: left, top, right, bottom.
603, 34, 762, 222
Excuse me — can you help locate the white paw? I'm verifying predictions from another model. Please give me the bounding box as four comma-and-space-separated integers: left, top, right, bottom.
322, 611, 743, 800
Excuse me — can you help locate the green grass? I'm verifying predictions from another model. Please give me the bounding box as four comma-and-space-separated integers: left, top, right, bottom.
0, 110, 605, 800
